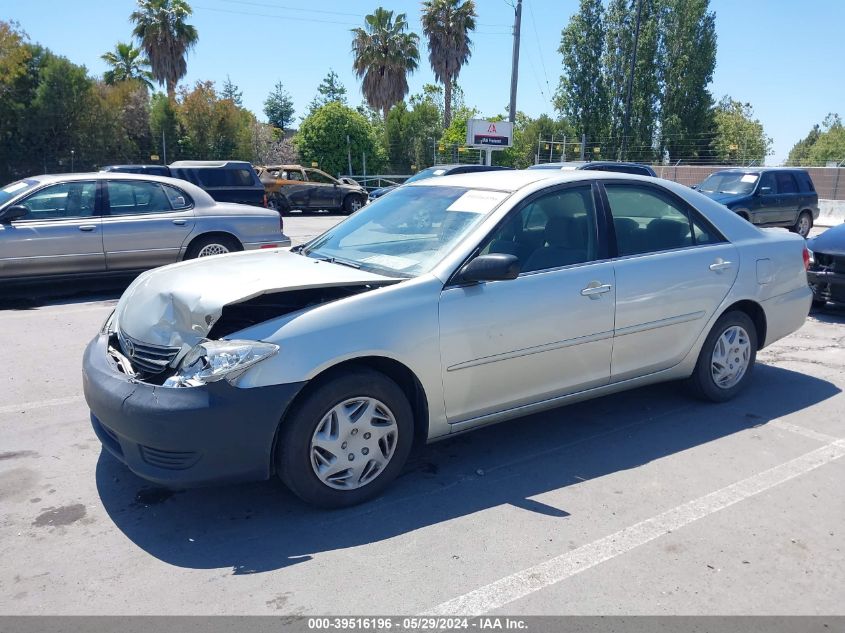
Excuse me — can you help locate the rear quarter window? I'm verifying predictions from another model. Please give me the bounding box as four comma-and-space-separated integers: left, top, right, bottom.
795, 171, 816, 193
195, 168, 256, 187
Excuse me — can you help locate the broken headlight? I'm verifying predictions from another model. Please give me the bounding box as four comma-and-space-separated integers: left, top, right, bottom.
163, 340, 279, 388
100, 310, 116, 335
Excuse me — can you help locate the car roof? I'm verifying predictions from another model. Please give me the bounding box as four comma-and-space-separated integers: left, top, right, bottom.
710, 167, 806, 174
168, 160, 253, 168
407, 168, 651, 192
16, 172, 215, 203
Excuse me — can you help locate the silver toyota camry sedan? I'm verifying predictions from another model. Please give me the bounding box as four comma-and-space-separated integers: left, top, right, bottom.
83, 170, 812, 507
0, 172, 288, 282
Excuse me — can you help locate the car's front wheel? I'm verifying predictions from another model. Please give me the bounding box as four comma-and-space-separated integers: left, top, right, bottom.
343, 193, 365, 215
688, 310, 757, 402
277, 368, 414, 508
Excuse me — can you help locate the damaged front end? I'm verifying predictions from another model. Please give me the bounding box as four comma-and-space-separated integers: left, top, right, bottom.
103, 282, 395, 388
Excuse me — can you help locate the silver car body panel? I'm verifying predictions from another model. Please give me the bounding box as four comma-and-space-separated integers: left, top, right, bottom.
0, 172, 288, 281
106, 170, 812, 441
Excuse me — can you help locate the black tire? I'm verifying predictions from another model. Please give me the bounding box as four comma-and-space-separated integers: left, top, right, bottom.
791, 210, 813, 238
687, 310, 758, 403
342, 193, 365, 215
811, 297, 827, 309
734, 209, 751, 222
185, 234, 242, 259
277, 367, 414, 508
268, 193, 290, 215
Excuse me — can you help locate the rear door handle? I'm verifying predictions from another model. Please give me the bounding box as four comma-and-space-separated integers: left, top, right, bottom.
581, 283, 613, 298
78, 225, 96, 232
709, 259, 733, 272
172, 219, 187, 226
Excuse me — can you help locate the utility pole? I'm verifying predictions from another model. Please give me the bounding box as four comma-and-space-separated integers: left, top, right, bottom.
621, 0, 643, 162
162, 130, 167, 165
508, 0, 522, 124
347, 135, 353, 175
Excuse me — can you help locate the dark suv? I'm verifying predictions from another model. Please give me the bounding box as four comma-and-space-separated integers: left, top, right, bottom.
696, 168, 819, 237
102, 161, 266, 207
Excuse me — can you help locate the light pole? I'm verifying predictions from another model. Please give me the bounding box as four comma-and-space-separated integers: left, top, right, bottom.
70, 149, 75, 172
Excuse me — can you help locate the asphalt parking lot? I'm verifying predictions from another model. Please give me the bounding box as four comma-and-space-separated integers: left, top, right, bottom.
0, 216, 843, 616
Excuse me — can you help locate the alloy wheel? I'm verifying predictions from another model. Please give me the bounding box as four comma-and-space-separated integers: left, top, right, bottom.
710, 325, 751, 389
197, 243, 230, 257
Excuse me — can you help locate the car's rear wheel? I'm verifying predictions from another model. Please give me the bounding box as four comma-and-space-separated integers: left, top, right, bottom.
186, 235, 242, 259
791, 211, 813, 238
688, 310, 757, 402
277, 368, 414, 508
343, 193, 365, 215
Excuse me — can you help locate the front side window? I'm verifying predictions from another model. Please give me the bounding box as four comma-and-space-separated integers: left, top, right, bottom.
17, 181, 96, 220
480, 186, 598, 273
759, 172, 777, 194
303, 185, 510, 277
107, 181, 173, 215
606, 184, 721, 256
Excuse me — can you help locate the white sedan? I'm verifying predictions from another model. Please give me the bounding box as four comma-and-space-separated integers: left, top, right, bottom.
83, 170, 812, 507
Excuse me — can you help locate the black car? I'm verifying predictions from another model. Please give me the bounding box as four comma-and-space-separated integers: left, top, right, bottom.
807, 223, 845, 307
527, 161, 658, 177
696, 168, 820, 237
102, 161, 266, 207
368, 164, 512, 201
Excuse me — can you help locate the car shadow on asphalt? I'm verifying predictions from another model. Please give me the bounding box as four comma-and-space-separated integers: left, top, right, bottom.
94, 363, 840, 575
810, 304, 845, 324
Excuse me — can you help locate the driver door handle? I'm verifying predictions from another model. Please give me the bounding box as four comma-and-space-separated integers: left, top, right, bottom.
172, 219, 187, 226
709, 259, 733, 272
78, 225, 96, 232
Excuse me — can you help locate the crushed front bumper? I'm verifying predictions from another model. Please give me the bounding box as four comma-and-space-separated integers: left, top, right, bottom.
807, 269, 845, 305
82, 334, 305, 487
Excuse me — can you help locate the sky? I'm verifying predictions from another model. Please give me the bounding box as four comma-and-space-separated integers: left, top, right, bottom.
3, 0, 844, 165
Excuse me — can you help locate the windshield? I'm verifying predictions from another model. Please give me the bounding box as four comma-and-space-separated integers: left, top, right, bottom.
403, 166, 449, 184
0, 179, 39, 207
303, 185, 510, 277
699, 172, 758, 195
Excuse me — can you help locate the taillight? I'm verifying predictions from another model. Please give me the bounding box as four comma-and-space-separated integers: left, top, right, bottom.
802, 245, 810, 270
279, 214, 284, 233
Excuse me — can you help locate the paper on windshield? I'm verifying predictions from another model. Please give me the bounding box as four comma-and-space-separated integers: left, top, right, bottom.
446, 190, 508, 214
361, 254, 419, 271
432, 169, 446, 176
741, 174, 758, 183
2, 182, 29, 193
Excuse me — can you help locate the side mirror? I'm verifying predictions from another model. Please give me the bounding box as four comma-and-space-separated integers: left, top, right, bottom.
690, 184, 699, 190
0, 205, 28, 224
458, 253, 520, 283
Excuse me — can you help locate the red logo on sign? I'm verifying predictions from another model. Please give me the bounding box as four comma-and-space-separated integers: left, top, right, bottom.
487, 123, 497, 134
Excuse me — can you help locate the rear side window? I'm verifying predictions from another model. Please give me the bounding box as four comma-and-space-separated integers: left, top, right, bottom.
795, 171, 816, 193
195, 168, 256, 187
605, 184, 723, 256
106, 181, 173, 215
162, 184, 192, 210
775, 172, 798, 194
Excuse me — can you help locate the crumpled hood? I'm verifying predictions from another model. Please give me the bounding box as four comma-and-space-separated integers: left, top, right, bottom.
114, 248, 398, 349
808, 222, 845, 257
701, 191, 747, 206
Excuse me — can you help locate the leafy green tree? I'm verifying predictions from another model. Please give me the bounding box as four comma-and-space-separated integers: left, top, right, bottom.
351, 7, 420, 119
788, 114, 845, 165
384, 99, 442, 171
657, 0, 716, 162
308, 69, 348, 113
131, 0, 198, 99
421, 0, 476, 127
221, 74, 243, 106
555, 0, 608, 144
264, 81, 295, 130
0, 21, 31, 89
177, 80, 253, 160
296, 101, 384, 175
150, 91, 179, 161
498, 113, 575, 169
711, 96, 771, 165
101, 42, 154, 89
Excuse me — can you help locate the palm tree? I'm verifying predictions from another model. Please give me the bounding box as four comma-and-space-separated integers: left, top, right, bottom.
351, 7, 419, 120
130, 0, 198, 100
421, 0, 476, 127
101, 42, 154, 89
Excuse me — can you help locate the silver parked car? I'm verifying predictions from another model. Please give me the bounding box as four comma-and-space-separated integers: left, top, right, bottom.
0, 172, 289, 282
83, 171, 811, 507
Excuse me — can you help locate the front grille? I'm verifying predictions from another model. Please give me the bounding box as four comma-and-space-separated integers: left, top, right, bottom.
117, 330, 181, 375
139, 445, 200, 470
814, 252, 845, 274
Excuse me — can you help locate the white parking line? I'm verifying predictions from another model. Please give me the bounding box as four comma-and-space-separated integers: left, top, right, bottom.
425, 432, 845, 616
0, 395, 85, 415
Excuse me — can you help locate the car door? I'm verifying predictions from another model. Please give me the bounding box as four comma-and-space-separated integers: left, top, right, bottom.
100, 180, 195, 271
774, 171, 801, 224
602, 181, 739, 382
439, 184, 615, 424
753, 172, 781, 225
0, 180, 104, 279
282, 168, 310, 208
305, 169, 341, 209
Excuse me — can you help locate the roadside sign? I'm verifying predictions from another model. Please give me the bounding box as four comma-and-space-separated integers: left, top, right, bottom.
150, 154, 160, 161
311, 161, 319, 167
466, 119, 513, 148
